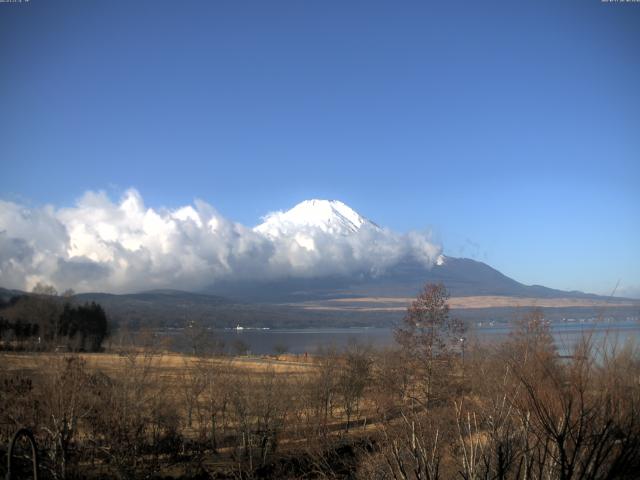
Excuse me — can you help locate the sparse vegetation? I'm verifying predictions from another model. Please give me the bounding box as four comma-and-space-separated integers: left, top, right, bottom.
1, 284, 638, 479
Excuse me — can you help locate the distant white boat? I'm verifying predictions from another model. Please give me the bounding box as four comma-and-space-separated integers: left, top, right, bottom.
235, 324, 244, 331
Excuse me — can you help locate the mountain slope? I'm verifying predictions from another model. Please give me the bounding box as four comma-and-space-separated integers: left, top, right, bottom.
345, 256, 604, 299
206, 256, 610, 302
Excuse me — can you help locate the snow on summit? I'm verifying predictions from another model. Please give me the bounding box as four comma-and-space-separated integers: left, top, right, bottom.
254, 199, 376, 238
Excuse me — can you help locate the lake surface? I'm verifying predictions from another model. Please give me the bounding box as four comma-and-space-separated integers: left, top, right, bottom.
161, 320, 640, 356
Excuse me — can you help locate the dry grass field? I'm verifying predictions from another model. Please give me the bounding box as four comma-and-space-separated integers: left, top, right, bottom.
296, 295, 640, 311
0, 349, 347, 478
0, 351, 315, 376
2, 303, 639, 478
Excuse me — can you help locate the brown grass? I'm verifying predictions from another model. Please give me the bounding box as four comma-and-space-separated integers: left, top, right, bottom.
0, 351, 315, 376
294, 295, 639, 311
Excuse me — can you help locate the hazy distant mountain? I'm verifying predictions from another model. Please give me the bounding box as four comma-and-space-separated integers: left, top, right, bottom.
74, 289, 232, 306
345, 255, 605, 299
204, 248, 609, 302
207, 254, 607, 302
0, 287, 399, 329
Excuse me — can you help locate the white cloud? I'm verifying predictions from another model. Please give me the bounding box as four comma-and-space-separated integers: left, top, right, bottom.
0, 189, 442, 293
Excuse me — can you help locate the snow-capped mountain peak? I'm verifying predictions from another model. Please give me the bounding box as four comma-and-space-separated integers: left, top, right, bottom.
254, 199, 376, 237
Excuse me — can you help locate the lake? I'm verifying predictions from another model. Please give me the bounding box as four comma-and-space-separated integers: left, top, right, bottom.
159, 320, 640, 356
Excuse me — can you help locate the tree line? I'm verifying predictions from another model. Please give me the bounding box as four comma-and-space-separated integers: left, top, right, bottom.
0, 284, 109, 352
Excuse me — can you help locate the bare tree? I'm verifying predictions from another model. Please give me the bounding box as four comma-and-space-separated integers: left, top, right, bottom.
509, 335, 640, 480
195, 358, 232, 453
183, 320, 216, 356
32, 282, 58, 297
84, 348, 179, 478
179, 359, 206, 429
39, 356, 91, 479
395, 283, 465, 407
337, 341, 372, 431
307, 346, 339, 440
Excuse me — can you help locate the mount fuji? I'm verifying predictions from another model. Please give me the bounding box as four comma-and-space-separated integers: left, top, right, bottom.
255, 199, 377, 237
6, 198, 634, 330
207, 199, 602, 303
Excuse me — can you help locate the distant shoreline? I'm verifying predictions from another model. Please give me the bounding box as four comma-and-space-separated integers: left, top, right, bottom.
294, 295, 640, 312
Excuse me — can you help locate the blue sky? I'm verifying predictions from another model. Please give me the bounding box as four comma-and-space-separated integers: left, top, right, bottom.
1, 0, 639, 296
